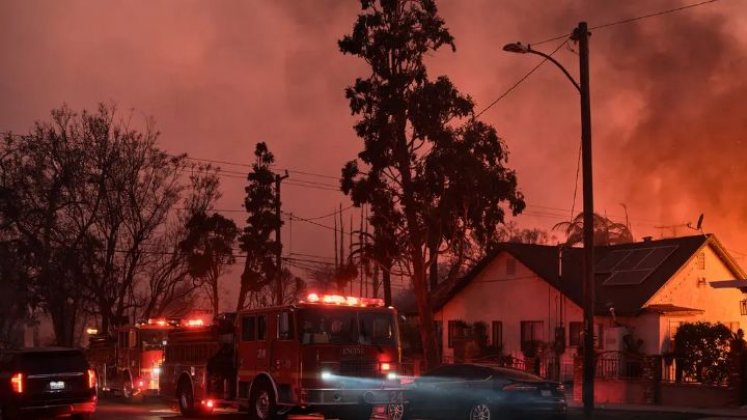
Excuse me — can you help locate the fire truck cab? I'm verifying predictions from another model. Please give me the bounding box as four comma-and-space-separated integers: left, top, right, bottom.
161, 294, 405, 420
87, 319, 175, 400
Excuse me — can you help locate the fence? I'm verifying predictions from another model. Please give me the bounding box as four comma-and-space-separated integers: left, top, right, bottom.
595, 352, 644, 379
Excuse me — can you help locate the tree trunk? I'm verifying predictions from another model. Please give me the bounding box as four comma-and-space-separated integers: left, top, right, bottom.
411, 251, 439, 369
428, 241, 439, 291
212, 275, 220, 317
382, 264, 392, 307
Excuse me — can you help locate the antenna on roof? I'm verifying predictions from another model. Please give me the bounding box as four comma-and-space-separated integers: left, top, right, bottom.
686, 213, 705, 237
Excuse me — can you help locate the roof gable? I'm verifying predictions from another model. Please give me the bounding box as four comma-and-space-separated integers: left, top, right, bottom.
433, 234, 735, 315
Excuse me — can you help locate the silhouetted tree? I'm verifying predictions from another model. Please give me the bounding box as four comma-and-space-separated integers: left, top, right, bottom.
553, 212, 634, 246
339, 0, 524, 368
237, 142, 281, 310
180, 212, 238, 316
242, 269, 305, 309
0, 104, 221, 343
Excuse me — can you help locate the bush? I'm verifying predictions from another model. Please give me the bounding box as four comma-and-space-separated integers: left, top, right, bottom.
673, 322, 732, 385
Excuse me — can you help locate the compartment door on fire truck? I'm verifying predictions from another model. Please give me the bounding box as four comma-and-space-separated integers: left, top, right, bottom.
271, 310, 300, 403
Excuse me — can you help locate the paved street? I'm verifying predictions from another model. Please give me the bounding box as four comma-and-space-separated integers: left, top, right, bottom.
87, 398, 712, 420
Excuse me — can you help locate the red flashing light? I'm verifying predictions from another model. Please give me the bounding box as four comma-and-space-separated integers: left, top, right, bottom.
307, 293, 320, 303
380, 362, 391, 372
304, 293, 384, 307
87, 369, 97, 389
202, 399, 215, 408
185, 319, 204, 327
11, 372, 23, 393
138, 380, 145, 388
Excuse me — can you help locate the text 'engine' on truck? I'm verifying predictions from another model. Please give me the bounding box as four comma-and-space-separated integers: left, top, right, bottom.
160, 294, 405, 420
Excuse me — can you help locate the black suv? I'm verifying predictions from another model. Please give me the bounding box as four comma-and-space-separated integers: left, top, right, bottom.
0, 347, 97, 419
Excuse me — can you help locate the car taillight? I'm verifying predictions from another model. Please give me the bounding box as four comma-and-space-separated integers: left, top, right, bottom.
11, 372, 23, 393
502, 383, 538, 392
87, 369, 97, 389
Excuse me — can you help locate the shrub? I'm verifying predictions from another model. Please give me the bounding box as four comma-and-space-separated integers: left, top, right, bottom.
673, 322, 732, 385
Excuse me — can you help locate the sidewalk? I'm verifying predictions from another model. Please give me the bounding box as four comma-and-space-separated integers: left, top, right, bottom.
568, 401, 747, 418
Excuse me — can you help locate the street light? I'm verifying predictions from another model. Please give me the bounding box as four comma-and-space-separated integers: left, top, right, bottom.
501, 42, 581, 92
503, 22, 595, 418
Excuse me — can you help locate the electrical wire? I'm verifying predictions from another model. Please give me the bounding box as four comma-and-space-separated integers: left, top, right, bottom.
472, 38, 568, 120
531, 0, 723, 46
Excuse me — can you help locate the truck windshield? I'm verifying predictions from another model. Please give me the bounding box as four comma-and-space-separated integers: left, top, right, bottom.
299, 309, 397, 347
141, 329, 168, 351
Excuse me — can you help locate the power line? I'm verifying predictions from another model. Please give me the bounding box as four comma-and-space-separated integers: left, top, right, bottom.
300, 204, 357, 221
531, 0, 723, 46
473, 39, 567, 120
284, 212, 340, 233
184, 155, 339, 181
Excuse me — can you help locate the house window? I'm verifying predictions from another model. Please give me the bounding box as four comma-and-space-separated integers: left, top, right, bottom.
520, 321, 544, 351
506, 258, 517, 276
492, 321, 503, 348
448, 320, 468, 348
741, 300, 747, 316
695, 252, 706, 270
569, 321, 604, 348
434, 321, 443, 356
569, 322, 583, 347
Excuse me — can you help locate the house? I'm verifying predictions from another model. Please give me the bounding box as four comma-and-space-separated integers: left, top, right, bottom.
431, 234, 747, 379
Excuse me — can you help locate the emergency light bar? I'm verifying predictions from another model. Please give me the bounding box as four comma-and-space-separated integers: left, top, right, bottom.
303, 293, 384, 307
185, 319, 205, 327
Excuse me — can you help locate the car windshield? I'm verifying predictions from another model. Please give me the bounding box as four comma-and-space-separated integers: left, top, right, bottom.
299, 308, 397, 346
15, 351, 88, 374
141, 329, 168, 351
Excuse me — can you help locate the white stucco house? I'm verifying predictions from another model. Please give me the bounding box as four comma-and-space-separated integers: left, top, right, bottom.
431, 234, 747, 378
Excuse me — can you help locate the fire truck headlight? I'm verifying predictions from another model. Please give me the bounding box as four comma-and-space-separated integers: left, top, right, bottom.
321, 371, 333, 381
386, 372, 398, 381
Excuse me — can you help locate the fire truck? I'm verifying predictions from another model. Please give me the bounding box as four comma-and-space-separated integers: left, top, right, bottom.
160, 294, 405, 420
87, 318, 179, 400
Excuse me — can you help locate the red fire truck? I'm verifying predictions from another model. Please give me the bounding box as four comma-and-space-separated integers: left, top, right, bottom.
160, 294, 405, 419
87, 318, 178, 400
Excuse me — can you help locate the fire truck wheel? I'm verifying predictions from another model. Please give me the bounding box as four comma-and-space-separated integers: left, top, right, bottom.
122, 380, 143, 403
177, 380, 198, 417
248, 379, 278, 420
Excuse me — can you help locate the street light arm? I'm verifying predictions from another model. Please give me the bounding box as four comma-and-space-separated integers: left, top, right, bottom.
525, 48, 581, 93
502, 42, 580, 92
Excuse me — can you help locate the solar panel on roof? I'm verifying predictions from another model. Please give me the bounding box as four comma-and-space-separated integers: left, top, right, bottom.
637, 246, 678, 269
604, 269, 653, 286
595, 250, 632, 273
614, 249, 654, 270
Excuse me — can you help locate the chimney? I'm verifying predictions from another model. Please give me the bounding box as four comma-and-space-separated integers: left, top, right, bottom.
642, 236, 653, 243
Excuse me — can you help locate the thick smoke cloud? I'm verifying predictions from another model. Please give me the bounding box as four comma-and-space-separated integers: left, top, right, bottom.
1, 0, 746, 277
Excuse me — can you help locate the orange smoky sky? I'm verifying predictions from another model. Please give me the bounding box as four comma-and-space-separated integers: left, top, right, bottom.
2, 0, 747, 298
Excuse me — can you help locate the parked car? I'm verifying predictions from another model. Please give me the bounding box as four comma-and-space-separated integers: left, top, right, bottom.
0, 347, 97, 419
404, 363, 566, 420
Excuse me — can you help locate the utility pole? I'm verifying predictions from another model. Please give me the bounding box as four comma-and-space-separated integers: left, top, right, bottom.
275, 170, 289, 306
503, 23, 595, 416
573, 21, 595, 418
